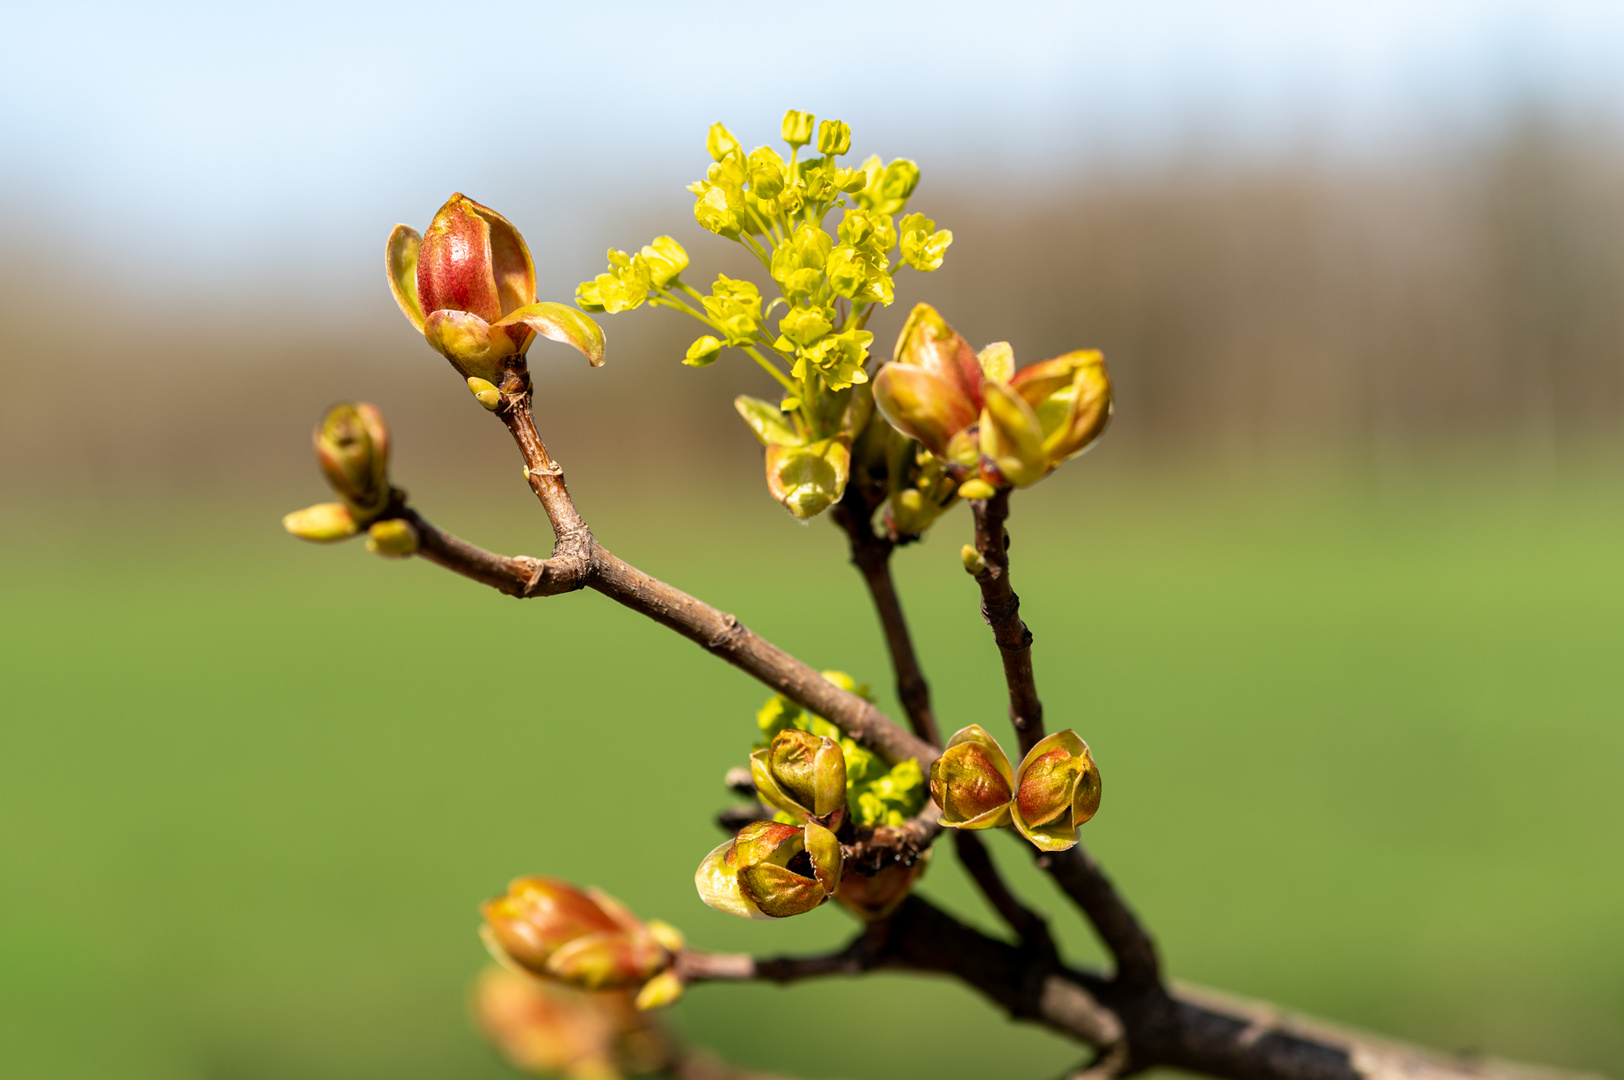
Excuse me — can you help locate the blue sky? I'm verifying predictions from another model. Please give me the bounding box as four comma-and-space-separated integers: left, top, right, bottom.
5, 1, 1623, 284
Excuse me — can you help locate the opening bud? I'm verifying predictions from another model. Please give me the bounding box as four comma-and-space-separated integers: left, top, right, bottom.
707, 122, 741, 162
929, 725, 1015, 829
751, 729, 847, 828
781, 109, 816, 148
979, 380, 1049, 488
1010, 350, 1114, 465
282, 502, 358, 543
694, 821, 843, 920
1011, 730, 1102, 852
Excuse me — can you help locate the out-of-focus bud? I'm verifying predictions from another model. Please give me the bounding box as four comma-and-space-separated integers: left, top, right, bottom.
632, 969, 684, 1012
1010, 730, 1102, 852
871, 304, 983, 456
764, 435, 851, 520
314, 402, 390, 519
694, 821, 843, 920
979, 380, 1049, 488
480, 878, 669, 991
282, 502, 358, 542
929, 724, 1015, 830
684, 335, 723, 368
854, 156, 922, 215
365, 518, 418, 558
1009, 349, 1113, 465
835, 851, 928, 921
958, 477, 997, 500
781, 109, 816, 148
881, 438, 960, 540
751, 728, 847, 828
898, 212, 952, 272
977, 342, 1015, 384
387, 194, 605, 384
960, 544, 986, 576
474, 966, 670, 1080
817, 119, 852, 157
707, 122, 741, 162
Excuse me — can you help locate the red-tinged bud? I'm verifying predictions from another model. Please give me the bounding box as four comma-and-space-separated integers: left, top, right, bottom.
313, 402, 391, 520
872, 363, 978, 458
480, 877, 633, 975
473, 966, 670, 1079
694, 821, 842, 920
751, 728, 847, 828
929, 724, 1015, 829
1011, 730, 1102, 852
891, 303, 984, 411
387, 195, 605, 386
544, 930, 668, 991
835, 852, 929, 921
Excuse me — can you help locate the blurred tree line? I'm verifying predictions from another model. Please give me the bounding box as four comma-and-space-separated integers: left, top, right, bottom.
3, 111, 1621, 499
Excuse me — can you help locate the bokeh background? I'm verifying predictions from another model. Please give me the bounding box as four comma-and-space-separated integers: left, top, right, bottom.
2, 2, 1621, 1078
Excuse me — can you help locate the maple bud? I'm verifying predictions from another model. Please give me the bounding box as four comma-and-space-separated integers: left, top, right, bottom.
1011, 730, 1102, 852
314, 402, 390, 520
473, 966, 669, 1080
387, 194, 604, 386
694, 821, 842, 920
751, 728, 847, 828
929, 724, 1015, 830
282, 502, 358, 543
480, 877, 668, 991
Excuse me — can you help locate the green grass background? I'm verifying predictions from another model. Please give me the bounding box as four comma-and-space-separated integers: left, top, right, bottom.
2, 458, 1620, 1080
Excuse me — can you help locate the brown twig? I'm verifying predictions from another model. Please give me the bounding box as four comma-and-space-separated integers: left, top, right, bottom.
832, 493, 940, 744
968, 489, 1044, 757
1040, 844, 1162, 990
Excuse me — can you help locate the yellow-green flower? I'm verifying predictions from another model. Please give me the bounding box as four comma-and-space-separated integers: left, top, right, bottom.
899, 212, 952, 272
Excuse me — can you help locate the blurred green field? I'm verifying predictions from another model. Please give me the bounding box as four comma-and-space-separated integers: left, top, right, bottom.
2, 459, 1621, 1080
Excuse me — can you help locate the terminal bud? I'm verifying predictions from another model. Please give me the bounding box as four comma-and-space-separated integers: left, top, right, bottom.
694, 821, 843, 920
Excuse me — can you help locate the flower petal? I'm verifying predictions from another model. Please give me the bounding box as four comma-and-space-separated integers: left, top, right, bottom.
385, 225, 425, 332
495, 302, 607, 368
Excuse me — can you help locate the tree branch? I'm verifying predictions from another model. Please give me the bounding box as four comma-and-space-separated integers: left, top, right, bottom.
832, 494, 940, 745
952, 830, 1053, 947
879, 897, 1597, 1080
968, 489, 1044, 757
1039, 844, 1161, 990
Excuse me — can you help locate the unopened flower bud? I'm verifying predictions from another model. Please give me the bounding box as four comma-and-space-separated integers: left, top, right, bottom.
872, 304, 985, 455
694, 821, 842, 920
929, 725, 1015, 829
751, 728, 847, 828
684, 335, 723, 368
960, 544, 986, 576
817, 119, 852, 157
707, 122, 741, 162
835, 853, 928, 921
314, 402, 390, 519
764, 436, 851, 520
958, 477, 997, 500
1011, 730, 1102, 852
282, 502, 358, 542
781, 109, 816, 148
747, 147, 787, 199
387, 194, 604, 383
365, 518, 418, 558
466, 376, 503, 410
480, 877, 669, 990
474, 966, 669, 1080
